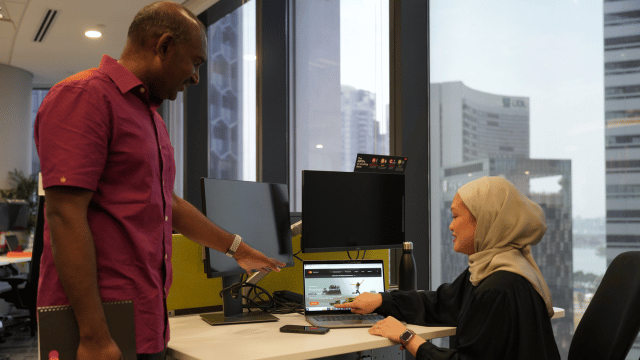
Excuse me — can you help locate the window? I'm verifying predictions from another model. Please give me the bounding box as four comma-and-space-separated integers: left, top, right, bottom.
290, 0, 390, 211
206, 1, 256, 181
31, 89, 49, 174
429, 1, 616, 357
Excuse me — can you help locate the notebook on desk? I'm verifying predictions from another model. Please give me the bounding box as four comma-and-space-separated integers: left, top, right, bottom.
303, 260, 386, 328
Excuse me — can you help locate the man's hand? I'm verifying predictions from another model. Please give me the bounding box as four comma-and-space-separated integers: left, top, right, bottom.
77, 337, 123, 360
334, 292, 382, 314
234, 242, 286, 274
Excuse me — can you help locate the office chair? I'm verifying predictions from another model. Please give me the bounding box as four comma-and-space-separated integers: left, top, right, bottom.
567, 251, 640, 360
0, 195, 44, 338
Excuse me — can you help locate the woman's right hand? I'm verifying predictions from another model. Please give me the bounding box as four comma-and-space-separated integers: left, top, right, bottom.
334, 292, 383, 314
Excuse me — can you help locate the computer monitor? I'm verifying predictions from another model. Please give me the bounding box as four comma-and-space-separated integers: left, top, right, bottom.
200, 178, 294, 325
0, 200, 30, 232
301, 170, 405, 253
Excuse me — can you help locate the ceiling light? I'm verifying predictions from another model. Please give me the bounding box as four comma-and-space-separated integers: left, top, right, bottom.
85, 30, 102, 38
316, 144, 323, 149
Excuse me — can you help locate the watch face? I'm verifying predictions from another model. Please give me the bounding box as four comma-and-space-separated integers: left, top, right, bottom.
400, 329, 414, 342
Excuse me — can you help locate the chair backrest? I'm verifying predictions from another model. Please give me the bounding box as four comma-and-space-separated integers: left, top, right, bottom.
568, 251, 640, 360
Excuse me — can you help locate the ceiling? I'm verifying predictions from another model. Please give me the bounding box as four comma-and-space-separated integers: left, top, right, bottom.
0, 0, 218, 87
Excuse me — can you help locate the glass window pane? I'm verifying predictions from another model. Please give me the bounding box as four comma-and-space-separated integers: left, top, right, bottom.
207, 1, 256, 181
291, 0, 390, 211
31, 89, 49, 174
429, 1, 619, 357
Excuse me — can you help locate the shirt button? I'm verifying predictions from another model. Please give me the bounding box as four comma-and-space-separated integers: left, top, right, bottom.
165, 216, 168, 221
165, 254, 168, 260
140, 87, 146, 93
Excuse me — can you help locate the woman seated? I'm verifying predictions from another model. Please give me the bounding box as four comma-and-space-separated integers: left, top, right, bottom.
336, 176, 561, 360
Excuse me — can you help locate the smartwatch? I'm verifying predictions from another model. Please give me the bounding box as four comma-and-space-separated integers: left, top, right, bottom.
399, 328, 416, 346
225, 234, 242, 258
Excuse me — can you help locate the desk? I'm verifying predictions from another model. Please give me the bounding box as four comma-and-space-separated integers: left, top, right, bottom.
167, 313, 456, 360
167, 307, 565, 360
0, 254, 31, 266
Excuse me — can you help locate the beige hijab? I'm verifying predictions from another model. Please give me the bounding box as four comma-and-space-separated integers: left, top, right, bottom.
457, 176, 554, 317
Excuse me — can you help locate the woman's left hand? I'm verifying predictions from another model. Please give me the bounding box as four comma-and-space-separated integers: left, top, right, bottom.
368, 316, 407, 344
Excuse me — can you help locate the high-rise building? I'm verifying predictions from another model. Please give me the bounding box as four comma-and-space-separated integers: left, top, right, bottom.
431, 81, 574, 357
432, 81, 529, 166
341, 86, 388, 171
604, 1, 640, 357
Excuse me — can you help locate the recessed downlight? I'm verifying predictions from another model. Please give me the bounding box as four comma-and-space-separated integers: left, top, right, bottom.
85, 30, 102, 38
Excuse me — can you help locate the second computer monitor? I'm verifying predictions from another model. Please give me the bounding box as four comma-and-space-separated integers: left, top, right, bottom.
200, 178, 294, 278
301, 170, 405, 253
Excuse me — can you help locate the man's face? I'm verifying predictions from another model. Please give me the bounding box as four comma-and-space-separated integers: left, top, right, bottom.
449, 193, 477, 256
160, 25, 207, 101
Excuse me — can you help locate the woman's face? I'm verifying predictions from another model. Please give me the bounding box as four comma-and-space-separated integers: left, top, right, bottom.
449, 193, 477, 255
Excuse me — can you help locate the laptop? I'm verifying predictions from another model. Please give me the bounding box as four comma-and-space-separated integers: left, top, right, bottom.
303, 260, 387, 328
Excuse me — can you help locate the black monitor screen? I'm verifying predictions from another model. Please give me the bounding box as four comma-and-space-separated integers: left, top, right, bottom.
301, 170, 405, 253
0, 201, 29, 232
200, 178, 294, 278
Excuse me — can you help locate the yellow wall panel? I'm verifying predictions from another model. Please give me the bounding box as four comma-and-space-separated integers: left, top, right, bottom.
167, 234, 390, 311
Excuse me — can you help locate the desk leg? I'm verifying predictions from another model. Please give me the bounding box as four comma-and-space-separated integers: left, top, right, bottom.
448, 335, 456, 349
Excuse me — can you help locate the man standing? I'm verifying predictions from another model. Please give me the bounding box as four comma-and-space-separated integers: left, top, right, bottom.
34, 2, 284, 359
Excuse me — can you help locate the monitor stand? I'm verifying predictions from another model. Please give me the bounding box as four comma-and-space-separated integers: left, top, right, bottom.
200, 274, 279, 326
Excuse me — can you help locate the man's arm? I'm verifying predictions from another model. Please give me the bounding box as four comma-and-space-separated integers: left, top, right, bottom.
171, 192, 285, 273
45, 186, 122, 360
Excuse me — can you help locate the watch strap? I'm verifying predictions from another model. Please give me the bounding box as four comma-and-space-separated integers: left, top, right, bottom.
225, 234, 242, 258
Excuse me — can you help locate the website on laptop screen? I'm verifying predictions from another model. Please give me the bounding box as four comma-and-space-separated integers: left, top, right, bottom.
304, 262, 385, 313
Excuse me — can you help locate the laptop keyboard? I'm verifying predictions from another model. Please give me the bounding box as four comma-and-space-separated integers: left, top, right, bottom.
311, 314, 385, 322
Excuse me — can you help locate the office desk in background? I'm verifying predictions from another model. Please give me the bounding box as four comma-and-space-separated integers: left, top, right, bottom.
0, 254, 31, 266
167, 308, 565, 360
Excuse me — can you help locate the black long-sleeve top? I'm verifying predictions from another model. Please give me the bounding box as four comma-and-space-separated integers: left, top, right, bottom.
377, 269, 561, 360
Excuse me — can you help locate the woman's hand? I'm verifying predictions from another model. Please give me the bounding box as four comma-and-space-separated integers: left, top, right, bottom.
368, 316, 406, 343
369, 316, 427, 354
334, 292, 382, 314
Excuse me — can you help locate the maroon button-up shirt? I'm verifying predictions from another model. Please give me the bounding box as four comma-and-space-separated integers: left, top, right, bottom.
35, 55, 175, 354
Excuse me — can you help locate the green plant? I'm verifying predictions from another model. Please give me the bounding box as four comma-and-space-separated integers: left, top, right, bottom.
0, 169, 38, 229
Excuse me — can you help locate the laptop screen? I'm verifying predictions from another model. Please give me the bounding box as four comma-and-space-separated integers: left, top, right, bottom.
303, 260, 385, 315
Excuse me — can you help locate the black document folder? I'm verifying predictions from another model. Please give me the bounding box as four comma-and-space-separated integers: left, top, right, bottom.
38, 300, 136, 360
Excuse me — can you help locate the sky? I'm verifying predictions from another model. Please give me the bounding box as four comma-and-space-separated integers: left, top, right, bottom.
429, 0, 606, 219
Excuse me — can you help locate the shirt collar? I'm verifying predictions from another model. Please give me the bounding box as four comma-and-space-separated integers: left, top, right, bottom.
98, 55, 163, 110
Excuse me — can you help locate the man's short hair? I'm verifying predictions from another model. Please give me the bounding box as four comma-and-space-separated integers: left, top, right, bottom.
127, 1, 205, 47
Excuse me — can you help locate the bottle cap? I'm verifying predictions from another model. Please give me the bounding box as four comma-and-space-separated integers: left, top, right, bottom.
403, 241, 413, 250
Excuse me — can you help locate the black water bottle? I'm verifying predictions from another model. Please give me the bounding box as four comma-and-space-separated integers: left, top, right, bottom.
398, 241, 417, 291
